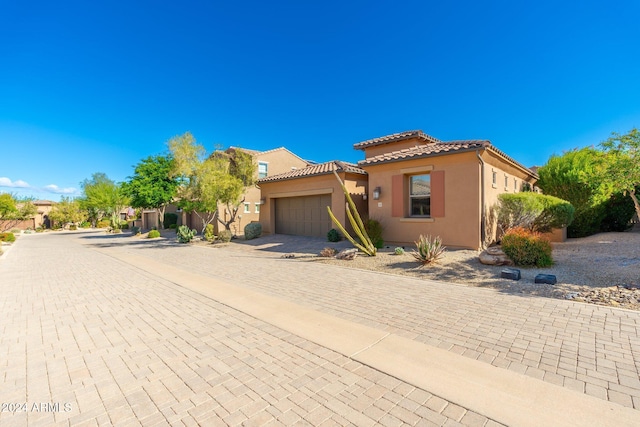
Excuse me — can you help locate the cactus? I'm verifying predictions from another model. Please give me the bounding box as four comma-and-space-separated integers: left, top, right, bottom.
327, 170, 377, 256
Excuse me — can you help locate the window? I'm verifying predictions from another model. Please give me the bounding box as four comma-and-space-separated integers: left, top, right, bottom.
254, 203, 260, 213
244, 203, 250, 213
409, 174, 431, 217
492, 171, 497, 186
258, 162, 268, 179
514, 178, 518, 192
504, 175, 509, 189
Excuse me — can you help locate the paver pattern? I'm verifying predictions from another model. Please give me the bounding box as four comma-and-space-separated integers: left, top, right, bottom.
106, 233, 640, 411
0, 232, 500, 426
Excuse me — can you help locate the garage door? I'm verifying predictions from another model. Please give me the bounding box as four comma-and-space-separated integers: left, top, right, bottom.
275, 194, 333, 237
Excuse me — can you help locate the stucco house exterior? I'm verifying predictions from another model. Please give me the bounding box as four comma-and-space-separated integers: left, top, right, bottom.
257, 161, 368, 238
257, 130, 540, 249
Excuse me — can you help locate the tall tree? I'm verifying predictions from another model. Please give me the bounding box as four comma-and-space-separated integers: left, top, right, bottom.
600, 128, 640, 220
123, 155, 179, 229
79, 173, 130, 229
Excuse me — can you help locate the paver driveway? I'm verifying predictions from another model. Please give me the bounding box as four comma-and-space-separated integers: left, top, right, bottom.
0, 232, 498, 426
1, 231, 639, 426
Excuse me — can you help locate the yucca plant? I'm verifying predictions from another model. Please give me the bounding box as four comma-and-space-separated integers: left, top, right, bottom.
327, 170, 377, 256
412, 234, 445, 265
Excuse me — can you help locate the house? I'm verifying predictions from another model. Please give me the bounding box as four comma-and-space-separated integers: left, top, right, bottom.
168, 147, 309, 233
0, 199, 54, 231
257, 130, 540, 249
257, 161, 368, 238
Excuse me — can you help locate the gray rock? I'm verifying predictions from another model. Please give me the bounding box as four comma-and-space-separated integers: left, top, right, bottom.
335, 248, 358, 260
479, 246, 513, 266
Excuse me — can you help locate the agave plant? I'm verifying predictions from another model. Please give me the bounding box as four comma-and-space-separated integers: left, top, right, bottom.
412, 235, 445, 265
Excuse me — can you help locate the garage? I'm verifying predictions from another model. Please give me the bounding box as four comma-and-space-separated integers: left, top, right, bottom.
275, 194, 333, 237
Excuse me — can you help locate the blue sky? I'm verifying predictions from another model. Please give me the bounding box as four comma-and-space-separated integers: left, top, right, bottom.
2, 1, 639, 201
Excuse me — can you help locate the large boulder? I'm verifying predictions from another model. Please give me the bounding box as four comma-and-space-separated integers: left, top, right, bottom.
479, 246, 513, 266
336, 248, 358, 260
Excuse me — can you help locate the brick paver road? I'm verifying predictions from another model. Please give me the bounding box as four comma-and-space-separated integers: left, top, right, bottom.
0, 232, 499, 426
105, 233, 640, 411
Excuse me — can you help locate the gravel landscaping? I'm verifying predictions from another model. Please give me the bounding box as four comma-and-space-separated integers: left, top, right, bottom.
309, 227, 640, 311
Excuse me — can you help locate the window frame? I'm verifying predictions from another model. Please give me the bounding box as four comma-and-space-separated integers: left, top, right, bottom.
408, 174, 431, 218
258, 162, 268, 179
243, 202, 250, 214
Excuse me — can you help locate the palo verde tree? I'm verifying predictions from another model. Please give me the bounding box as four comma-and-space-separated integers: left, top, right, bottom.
48, 197, 85, 229
168, 132, 256, 234
79, 173, 130, 229
123, 154, 179, 229
214, 148, 256, 231
600, 128, 640, 221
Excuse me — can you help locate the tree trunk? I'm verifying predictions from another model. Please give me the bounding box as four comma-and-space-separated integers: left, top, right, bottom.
630, 189, 640, 222
158, 206, 166, 229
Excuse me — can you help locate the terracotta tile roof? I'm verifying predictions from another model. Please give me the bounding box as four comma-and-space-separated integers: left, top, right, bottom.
258, 160, 367, 183
353, 130, 441, 150
358, 140, 491, 166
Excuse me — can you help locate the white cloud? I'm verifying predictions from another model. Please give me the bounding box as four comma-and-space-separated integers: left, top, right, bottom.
0, 177, 30, 188
44, 184, 78, 195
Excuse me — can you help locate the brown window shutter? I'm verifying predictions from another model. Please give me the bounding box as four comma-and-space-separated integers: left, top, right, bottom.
431, 170, 445, 217
391, 175, 404, 217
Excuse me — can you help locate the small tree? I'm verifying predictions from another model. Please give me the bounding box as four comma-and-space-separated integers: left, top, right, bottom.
48, 197, 85, 229
124, 154, 179, 229
0, 193, 36, 229
216, 149, 256, 232
79, 173, 130, 229
600, 128, 640, 221
497, 193, 574, 235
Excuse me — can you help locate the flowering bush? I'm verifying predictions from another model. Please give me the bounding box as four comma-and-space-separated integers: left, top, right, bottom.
501, 227, 553, 267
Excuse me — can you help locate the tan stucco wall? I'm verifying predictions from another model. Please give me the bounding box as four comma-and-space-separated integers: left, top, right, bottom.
363, 151, 483, 249
258, 172, 366, 236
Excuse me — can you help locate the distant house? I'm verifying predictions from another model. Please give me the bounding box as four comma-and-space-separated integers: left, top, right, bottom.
257, 130, 542, 249
0, 199, 55, 231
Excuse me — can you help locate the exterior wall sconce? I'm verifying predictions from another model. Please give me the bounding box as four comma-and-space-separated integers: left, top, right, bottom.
259, 198, 266, 205
373, 187, 381, 200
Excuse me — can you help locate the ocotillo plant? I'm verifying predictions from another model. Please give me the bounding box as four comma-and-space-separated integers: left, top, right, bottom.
327, 170, 377, 256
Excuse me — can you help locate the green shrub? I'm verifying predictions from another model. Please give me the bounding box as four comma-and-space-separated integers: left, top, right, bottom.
120, 222, 129, 230
600, 190, 637, 232
327, 228, 341, 242
411, 235, 445, 265
176, 225, 196, 243
497, 193, 574, 234
35, 226, 44, 233
501, 227, 553, 267
394, 247, 405, 255
164, 213, 178, 229
0, 232, 16, 242
10, 228, 20, 234
204, 224, 215, 242
148, 229, 161, 238
244, 222, 262, 240
364, 218, 384, 249
131, 226, 141, 235
533, 194, 575, 233
96, 220, 110, 228
80, 221, 91, 228
169, 223, 177, 229
217, 229, 232, 243
69, 224, 77, 230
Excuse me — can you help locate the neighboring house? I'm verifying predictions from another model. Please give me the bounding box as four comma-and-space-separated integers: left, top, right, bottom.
172, 147, 309, 234
257, 130, 540, 249
0, 199, 54, 231
257, 161, 368, 238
